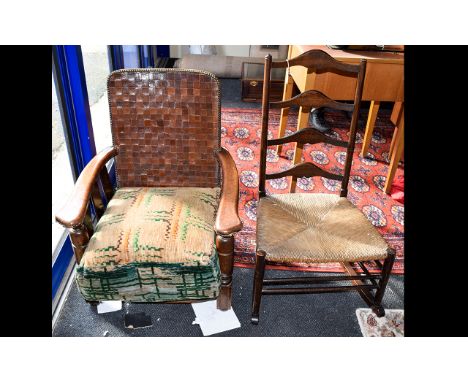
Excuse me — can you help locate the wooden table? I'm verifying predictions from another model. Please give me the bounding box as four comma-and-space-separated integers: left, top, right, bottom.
278, 45, 404, 193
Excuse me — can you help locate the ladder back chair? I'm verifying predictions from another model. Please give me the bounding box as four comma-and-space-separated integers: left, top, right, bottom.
55, 68, 242, 311
252, 51, 396, 324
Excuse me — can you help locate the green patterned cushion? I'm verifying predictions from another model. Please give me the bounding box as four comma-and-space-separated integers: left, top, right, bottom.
76, 187, 221, 302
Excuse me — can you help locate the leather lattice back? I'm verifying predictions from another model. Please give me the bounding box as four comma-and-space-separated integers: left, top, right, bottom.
107, 69, 221, 188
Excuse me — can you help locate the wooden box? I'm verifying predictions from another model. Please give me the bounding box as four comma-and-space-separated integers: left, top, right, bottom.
241, 62, 285, 102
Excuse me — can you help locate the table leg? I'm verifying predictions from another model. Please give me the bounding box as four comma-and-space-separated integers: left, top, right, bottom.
389, 127, 399, 157
289, 106, 311, 192
384, 109, 404, 194
389, 102, 404, 156
390, 101, 403, 125
277, 73, 295, 155
361, 100, 380, 158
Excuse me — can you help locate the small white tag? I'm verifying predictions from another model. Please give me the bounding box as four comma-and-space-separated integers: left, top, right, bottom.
97, 301, 122, 314
191, 300, 241, 336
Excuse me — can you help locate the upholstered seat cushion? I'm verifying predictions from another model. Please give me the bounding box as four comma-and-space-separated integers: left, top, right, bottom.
257, 193, 388, 263
76, 187, 221, 302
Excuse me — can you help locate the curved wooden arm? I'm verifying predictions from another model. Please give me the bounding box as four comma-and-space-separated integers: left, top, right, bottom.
55, 146, 119, 228
214, 148, 243, 235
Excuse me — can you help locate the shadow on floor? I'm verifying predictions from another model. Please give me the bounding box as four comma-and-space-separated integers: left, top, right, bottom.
53, 267, 403, 337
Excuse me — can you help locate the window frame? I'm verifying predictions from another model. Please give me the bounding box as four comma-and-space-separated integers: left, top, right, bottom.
52, 45, 99, 307
52, 44, 168, 312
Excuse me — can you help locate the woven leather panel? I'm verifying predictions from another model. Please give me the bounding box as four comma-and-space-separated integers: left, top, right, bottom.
108, 69, 220, 188
257, 193, 388, 263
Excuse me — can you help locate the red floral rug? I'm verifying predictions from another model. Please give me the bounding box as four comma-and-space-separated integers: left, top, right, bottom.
221, 107, 404, 274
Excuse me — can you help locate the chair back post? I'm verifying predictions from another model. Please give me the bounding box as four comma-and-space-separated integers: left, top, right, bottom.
340, 59, 367, 197
259, 54, 272, 197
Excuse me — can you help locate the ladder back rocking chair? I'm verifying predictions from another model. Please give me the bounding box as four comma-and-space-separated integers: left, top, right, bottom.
251, 51, 396, 324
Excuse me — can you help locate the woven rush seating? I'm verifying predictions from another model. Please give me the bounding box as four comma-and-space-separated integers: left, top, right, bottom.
76, 187, 221, 302
257, 193, 388, 263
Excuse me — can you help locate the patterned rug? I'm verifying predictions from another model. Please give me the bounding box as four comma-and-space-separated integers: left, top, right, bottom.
356, 308, 404, 336
221, 107, 404, 274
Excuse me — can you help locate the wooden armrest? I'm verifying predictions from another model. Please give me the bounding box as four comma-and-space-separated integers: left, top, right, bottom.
214, 148, 243, 235
55, 146, 119, 228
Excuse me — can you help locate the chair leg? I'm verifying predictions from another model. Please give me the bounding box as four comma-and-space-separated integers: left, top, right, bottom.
372, 248, 396, 317
86, 300, 99, 306
216, 234, 234, 311
251, 250, 266, 324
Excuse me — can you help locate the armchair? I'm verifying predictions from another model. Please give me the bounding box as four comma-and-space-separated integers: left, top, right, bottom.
55, 69, 242, 310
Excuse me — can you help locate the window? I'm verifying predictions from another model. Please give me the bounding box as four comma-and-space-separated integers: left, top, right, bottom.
52, 72, 75, 256
81, 45, 113, 154
122, 45, 140, 68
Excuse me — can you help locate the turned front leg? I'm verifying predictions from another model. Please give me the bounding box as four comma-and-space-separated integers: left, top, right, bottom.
69, 223, 90, 264
216, 234, 234, 311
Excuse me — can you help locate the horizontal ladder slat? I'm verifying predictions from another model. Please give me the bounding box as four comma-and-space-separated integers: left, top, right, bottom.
270, 89, 354, 111
270, 49, 361, 75
265, 161, 343, 181
267, 126, 348, 148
